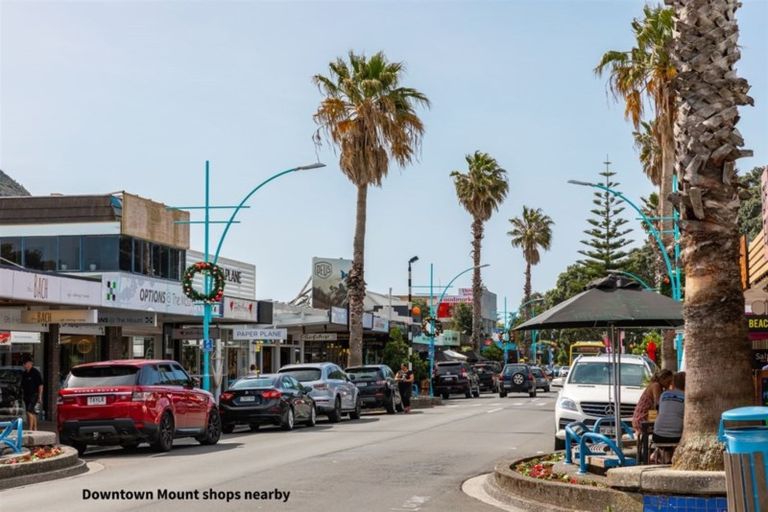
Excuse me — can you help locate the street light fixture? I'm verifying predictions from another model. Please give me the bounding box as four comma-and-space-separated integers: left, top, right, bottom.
407, 256, 419, 348
519, 297, 545, 363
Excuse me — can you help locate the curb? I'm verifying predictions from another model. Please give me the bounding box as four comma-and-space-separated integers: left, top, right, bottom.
0, 458, 88, 490
491, 455, 644, 512
0, 446, 85, 490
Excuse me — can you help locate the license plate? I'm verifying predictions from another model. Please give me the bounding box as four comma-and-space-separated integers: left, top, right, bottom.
239, 396, 256, 402
356, 382, 368, 387
600, 426, 615, 435
87, 396, 106, 406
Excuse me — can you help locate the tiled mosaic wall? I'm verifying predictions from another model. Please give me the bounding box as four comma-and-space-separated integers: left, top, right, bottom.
643, 495, 727, 512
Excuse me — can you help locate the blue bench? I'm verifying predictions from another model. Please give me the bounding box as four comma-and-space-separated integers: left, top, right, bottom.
0, 418, 24, 454
563, 419, 636, 474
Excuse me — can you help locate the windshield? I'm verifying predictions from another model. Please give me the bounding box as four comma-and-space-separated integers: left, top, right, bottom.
503, 365, 527, 375
569, 362, 647, 387
436, 363, 462, 374
231, 377, 277, 389
278, 368, 322, 382
64, 366, 139, 388
346, 368, 381, 380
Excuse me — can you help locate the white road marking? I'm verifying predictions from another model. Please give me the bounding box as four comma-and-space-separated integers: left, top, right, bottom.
391, 495, 431, 511
471, 403, 483, 407
535, 402, 547, 406
512, 402, 524, 406
488, 402, 502, 406
486, 408, 503, 414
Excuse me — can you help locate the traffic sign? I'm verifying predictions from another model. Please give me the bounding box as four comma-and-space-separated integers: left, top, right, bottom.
203, 338, 213, 352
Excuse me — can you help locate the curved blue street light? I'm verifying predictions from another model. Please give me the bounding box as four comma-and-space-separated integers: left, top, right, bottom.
427, 263, 490, 397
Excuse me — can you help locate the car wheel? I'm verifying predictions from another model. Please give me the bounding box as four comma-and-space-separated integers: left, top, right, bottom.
499, 391, 507, 398
395, 397, 405, 413
150, 412, 174, 452
197, 409, 221, 445
545, 386, 551, 393
66, 440, 87, 457
555, 436, 566, 451
349, 397, 362, 420
249, 423, 260, 432
385, 393, 396, 414
306, 405, 317, 427
222, 423, 235, 434
281, 407, 295, 431
327, 397, 342, 423
529, 389, 537, 398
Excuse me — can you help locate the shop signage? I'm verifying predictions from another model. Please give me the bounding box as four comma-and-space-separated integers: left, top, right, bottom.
186, 251, 256, 300
362, 313, 374, 330
97, 310, 157, 327
172, 326, 221, 339
233, 327, 287, 341
60, 324, 105, 335
330, 307, 348, 326
21, 309, 98, 324
372, 316, 389, 333
301, 333, 337, 342
9, 332, 42, 344
0, 268, 101, 306
748, 315, 768, 332
312, 257, 352, 309
100, 272, 208, 316
222, 297, 259, 321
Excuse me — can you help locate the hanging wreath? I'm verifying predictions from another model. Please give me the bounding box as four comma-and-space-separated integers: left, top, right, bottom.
182, 262, 225, 303
421, 316, 444, 337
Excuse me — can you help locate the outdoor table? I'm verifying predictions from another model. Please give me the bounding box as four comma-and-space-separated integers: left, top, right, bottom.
638, 420, 655, 465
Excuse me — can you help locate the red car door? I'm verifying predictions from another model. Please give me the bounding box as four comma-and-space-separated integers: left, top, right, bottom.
171, 363, 207, 428
158, 363, 188, 429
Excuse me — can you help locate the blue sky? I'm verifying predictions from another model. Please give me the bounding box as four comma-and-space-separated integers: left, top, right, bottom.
2, 0, 766, 308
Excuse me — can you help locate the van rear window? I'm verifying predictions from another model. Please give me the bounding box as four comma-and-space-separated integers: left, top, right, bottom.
64, 366, 139, 388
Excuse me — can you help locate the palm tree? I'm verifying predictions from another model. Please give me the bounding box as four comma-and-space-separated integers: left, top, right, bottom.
595, 6, 675, 249
451, 151, 509, 350
666, 0, 754, 471
313, 51, 430, 367
508, 206, 554, 305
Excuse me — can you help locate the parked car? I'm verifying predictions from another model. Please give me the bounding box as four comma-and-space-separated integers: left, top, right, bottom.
530, 366, 551, 392
219, 374, 316, 432
277, 363, 361, 422
497, 363, 537, 398
432, 361, 480, 399
57, 360, 221, 455
345, 365, 403, 414
553, 354, 657, 450
0, 367, 27, 427
472, 361, 502, 392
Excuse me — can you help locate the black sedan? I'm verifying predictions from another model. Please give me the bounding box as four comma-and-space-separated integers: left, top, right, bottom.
345, 365, 403, 414
219, 374, 316, 433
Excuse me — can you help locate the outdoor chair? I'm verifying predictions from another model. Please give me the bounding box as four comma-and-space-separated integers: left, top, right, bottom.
563, 419, 636, 474
0, 417, 24, 454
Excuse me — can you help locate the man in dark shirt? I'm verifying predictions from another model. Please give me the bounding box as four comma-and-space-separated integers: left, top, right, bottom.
21, 356, 43, 430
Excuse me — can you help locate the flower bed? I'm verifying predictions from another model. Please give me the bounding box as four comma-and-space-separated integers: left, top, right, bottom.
1, 446, 63, 465
513, 452, 604, 487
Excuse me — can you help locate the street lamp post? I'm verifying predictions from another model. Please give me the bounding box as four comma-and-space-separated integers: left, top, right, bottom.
426, 263, 490, 397
171, 160, 324, 394
408, 256, 419, 343
568, 179, 683, 367
518, 297, 545, 363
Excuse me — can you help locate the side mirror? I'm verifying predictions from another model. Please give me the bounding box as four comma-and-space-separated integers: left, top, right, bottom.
303, 386, 313, 394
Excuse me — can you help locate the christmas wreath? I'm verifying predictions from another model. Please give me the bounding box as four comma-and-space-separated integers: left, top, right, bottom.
182, 262, 225, 303
421, 316, 444, 337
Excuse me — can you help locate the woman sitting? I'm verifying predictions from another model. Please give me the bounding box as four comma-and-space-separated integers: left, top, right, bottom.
632, 369, 673, 435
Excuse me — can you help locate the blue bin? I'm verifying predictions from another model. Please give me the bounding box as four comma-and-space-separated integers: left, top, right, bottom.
718, 406, 768, 510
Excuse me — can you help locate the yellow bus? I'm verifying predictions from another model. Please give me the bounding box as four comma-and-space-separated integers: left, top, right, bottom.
569, 341, 605, 365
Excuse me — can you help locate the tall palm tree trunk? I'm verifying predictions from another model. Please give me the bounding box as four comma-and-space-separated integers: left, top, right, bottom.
668, 0, 754, 471
347, 184, 368, 367
471, 218, 484, 351
522, 261, 532, 358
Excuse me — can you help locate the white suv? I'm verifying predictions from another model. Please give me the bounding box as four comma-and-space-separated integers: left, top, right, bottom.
553, 354, 657, 450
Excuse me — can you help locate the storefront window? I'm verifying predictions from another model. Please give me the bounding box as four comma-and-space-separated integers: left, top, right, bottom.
59, 236, 81, 271
1, 237, 22, 266
22, 237, 57, 270
82, 236, 119, 271
119, 236, 133, 272
59, 335, 102, 385
170, 249, 182, 281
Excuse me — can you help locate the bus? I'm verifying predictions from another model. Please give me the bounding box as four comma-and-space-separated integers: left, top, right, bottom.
569, 341, 605, 365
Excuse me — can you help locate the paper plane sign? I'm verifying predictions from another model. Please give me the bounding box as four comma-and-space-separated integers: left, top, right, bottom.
20, 309, 98, 324
233, 327, 287, 341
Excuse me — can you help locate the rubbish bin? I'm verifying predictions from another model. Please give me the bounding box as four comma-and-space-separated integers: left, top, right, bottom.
718, 406, 768, 511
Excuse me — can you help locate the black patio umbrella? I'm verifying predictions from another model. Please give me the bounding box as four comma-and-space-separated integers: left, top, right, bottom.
513, 274, 683, 449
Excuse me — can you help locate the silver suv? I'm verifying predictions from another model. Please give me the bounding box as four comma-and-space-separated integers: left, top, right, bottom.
278, 363, 361, 423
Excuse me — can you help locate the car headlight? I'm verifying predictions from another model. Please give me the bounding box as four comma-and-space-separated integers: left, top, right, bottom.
558, 397, 578, 411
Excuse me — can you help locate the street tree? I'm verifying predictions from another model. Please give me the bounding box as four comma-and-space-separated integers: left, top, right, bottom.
451, 151, 509, 351
578, 162, 633, 274
666, 0, 755, 471
313, 51, 430, 367
508, 206, 554, 307
451, 303, 473, 337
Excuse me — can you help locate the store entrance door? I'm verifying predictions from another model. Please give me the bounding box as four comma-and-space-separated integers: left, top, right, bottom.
262, 347, 274, 374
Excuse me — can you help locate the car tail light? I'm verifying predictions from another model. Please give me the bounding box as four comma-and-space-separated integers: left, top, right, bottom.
313, 383, 328, 390
132, 391, 153, 402
220, 392, 234, 402
461, 370, 468, 378
262, 390, 282, 399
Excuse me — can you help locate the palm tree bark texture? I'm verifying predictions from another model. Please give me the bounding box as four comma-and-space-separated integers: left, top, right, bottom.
665, 0, 755, 471
472, 218, 484, 353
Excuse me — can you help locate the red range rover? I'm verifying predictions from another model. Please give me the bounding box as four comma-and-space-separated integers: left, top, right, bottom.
58, 360, 221, 455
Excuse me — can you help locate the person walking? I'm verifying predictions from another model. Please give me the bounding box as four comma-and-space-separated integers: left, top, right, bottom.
396, 363, 414, 413
21, 356, 43, 431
